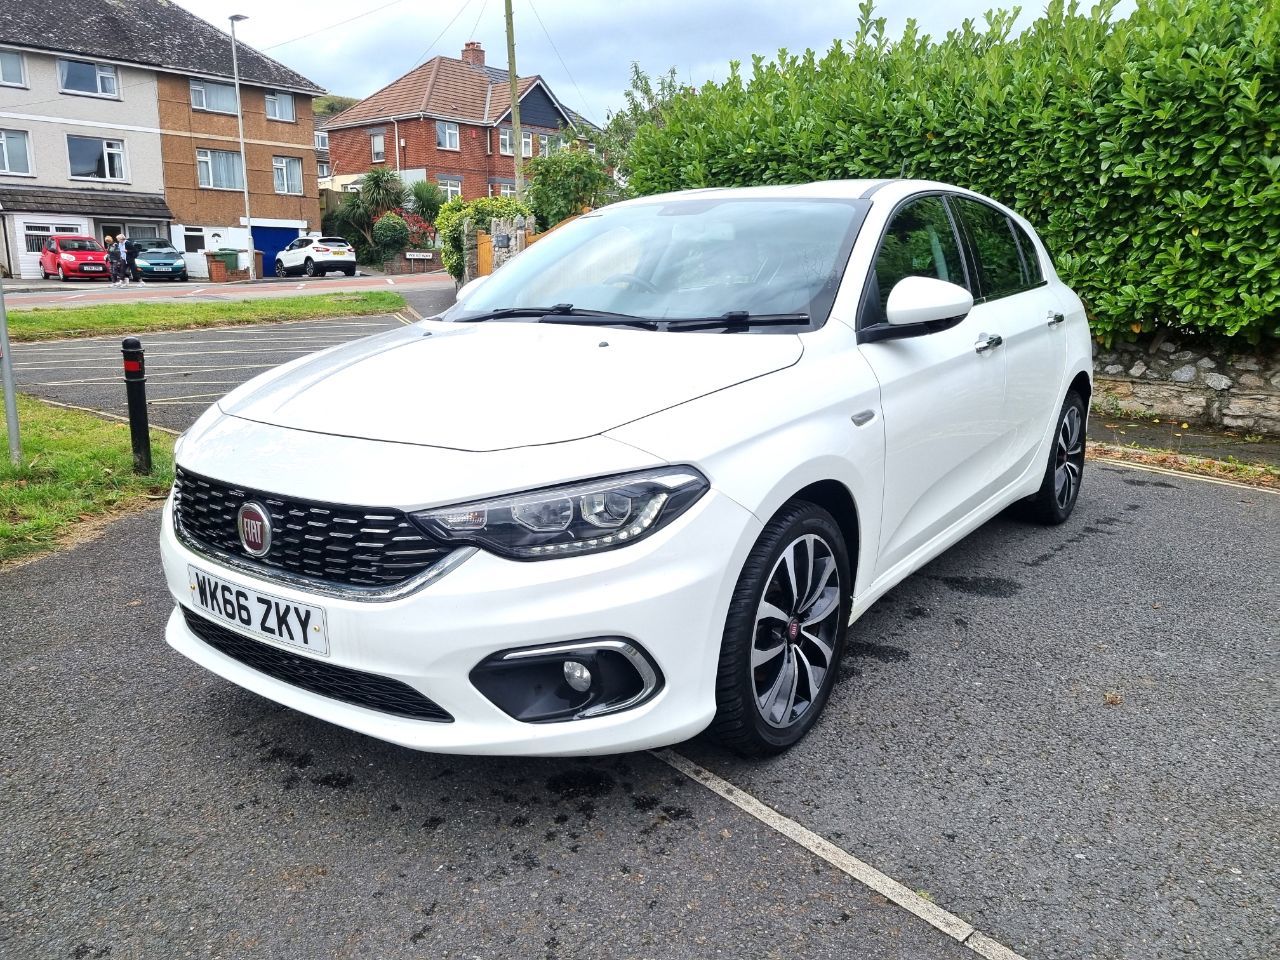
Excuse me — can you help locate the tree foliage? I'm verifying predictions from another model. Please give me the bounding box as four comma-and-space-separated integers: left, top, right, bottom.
524, 147, 615, 227
435, 195, 534, 281
598, 64, 682, 186
328, 168, 409, 261
625, 0, 1280, 343
408, 179, 445, 224
372, 212, 410, 262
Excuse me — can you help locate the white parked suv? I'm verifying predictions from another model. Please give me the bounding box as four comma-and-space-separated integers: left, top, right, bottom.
274, 236, 356, 277
160, 180, 1092, 757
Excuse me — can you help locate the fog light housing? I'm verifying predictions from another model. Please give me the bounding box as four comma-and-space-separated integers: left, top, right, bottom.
469, 638, 663, 723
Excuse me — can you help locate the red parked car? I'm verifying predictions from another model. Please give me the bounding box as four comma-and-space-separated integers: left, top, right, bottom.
39, 235, 110, 281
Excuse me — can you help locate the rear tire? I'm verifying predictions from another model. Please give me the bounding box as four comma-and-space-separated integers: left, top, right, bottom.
343, 267, 355, 277
1023, 390, 1087, 525
304, 258, 317, 277
708, 501, 850, 757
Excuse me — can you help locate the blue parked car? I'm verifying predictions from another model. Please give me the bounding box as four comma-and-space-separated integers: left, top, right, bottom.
133, 240, 189, 282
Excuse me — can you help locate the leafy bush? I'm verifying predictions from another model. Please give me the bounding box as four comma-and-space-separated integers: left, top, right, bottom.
408, 180, 445, 224
525, 147, 616, 228
626, 0, 1280, 344
372, 212, 410, 262
435, 195, 534, 281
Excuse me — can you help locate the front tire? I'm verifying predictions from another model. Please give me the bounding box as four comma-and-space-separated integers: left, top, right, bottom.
57, 265, 67, 282
274, 259, 286, 278
708, 502, 851, 757
1024, 390, 1087, 525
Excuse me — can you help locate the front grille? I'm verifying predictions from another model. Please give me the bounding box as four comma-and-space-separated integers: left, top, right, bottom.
173, 467, 451, 589
182, 607, 453, 722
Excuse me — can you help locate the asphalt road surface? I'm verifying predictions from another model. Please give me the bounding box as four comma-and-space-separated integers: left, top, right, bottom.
3, 305, 1277, 958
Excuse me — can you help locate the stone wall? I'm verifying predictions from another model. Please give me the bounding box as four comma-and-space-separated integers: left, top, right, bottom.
1093, 337, 1280, 435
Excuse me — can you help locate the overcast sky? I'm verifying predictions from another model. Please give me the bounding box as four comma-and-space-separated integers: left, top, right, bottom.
174, 0, 1135, 126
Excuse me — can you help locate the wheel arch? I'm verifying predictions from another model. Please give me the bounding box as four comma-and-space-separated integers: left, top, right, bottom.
1068, 369, 1092, 405
786, 479, 861, 573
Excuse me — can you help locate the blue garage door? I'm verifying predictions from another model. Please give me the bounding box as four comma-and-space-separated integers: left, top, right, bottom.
252, 226, 301, 277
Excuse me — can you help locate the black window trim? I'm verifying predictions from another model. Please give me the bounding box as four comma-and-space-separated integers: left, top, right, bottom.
855, 189, 973, 343
946, 193, 1048, 305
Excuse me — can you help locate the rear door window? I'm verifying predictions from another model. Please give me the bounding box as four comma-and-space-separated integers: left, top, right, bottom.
950, 196, 1035, 302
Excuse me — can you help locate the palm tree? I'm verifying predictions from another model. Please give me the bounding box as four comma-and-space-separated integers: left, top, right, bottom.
335, 168, 408, 250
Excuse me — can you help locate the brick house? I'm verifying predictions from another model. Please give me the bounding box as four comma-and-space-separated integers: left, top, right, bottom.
0, 1, 323, 279
323, 42, 597, 203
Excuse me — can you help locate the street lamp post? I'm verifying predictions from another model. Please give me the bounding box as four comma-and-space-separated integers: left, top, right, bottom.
229, 14, 256, 281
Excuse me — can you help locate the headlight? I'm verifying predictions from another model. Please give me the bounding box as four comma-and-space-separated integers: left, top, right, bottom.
60, 252, 75, 262
412, 467, 709, 560
173, 257, 185, 267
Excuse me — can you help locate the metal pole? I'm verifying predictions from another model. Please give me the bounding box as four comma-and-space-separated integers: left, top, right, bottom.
229, 15, 256, 281
504, 0, 524, 199
121, 337, 152, 475
0, 274, 20, 465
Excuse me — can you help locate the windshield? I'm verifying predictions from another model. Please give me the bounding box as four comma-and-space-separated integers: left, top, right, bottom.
141, 245, 179, 255
136, 239, 172, 249
444, 197, 869, 326
61, 239, 102, 252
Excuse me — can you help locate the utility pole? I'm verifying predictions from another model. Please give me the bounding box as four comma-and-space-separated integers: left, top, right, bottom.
504, 0, 524, 199
0, 274, 20, 465
229, 14, 257, 281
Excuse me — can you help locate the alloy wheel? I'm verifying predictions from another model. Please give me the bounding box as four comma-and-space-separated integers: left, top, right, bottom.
1054, 405, 1085, 510
751, 534, 842, 729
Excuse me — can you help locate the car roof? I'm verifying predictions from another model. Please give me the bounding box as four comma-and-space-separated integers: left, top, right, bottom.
610, 178, 1002, 208
53, 234, 98, 241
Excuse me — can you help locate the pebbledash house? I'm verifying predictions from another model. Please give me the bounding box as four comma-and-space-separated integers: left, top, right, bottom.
0, 1, 324, 280
322, 41, 597, 201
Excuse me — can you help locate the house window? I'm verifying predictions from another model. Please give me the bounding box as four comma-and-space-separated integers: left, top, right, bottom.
273, 156, 303, 194
370, 133, 385, 163
58, 58, 118, 97
314, 131, 329, 150
189, 78, 238, 113
0, 49, 25, 87
0, 129, 32, 175
438, 177, 461, 201
490, 182, 515, 198
183, 228, 205, 254
317, 161, 330, 177
499, 128, 513, 156
436, 121, 459, 151
521, 131, 532, 158
67, 135, 126, 180
538, 134, 549, 156
196, 147, 244, 189
265, 91, 296, 122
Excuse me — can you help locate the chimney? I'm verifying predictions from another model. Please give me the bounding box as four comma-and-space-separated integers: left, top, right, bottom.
461, 41, 485, 67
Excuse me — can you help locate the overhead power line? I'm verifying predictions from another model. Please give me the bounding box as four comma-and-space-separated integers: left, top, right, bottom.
525, 0, 599, 125
262, 0, 413, 50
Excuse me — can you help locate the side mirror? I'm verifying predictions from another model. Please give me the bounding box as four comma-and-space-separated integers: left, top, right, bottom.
456, 274, 488, 302
885, 276, 973, 326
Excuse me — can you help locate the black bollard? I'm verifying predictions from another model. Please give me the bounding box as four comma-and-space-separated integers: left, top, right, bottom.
121, 336, 151, 474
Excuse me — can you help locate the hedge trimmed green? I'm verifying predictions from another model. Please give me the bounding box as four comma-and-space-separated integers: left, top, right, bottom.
627, 0, 1280, 343
435, 195, 534, 281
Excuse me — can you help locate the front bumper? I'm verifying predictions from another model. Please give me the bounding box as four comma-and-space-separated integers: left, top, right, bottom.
159, 489, 759, 756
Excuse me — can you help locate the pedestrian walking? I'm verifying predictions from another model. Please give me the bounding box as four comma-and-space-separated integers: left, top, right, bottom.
123, 233, 143, 284
104, 234, 124, 287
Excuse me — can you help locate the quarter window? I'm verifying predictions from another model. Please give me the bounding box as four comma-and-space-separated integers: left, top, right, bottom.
371, 132, 385, 163
436, 121, 459, 151
0, 129, 32, 174
273, 156, 303, 194
950, 196, 1031, 302
196, 148, 244, 189
67, 136, 126, 180
189, 78, 238, 113
265, 91, 295, 122
0, 49, 25, 87
864, 195, 966, 325
58, 58, 118, 97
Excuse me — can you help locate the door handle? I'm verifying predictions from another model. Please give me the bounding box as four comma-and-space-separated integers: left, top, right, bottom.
974, 333, 1003, 354
1047, 311, 1065, 326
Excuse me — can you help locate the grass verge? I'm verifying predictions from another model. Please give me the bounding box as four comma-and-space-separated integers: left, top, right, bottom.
6, 291, 406, 342
1088, 441, 1280, 489
1, 395, 174, 564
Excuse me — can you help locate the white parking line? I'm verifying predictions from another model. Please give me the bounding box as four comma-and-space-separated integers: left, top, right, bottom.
654, 749, 1027, 960
31, 397, 182, 435
1092, 456, 1279, 494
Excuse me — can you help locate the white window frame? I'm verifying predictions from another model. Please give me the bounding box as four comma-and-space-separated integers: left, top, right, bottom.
317, 161, 330, 178
189, 78, 238, 114
538, 134, 549, 156
265, 91, 296, 122
490, 182, 515, 198
499, 128, 513, 156
66, 135, 128, 182
370, 132, 385, 163
195, 147, 245, 191
521, 131, 533, 158
437, 122, 460, 152
0, 48, 27, 88
314, 131, 329, 150
57, 58, 119, 98
273, 155, 303, 195
0, 128, 33, 176
438, 177, 462, 201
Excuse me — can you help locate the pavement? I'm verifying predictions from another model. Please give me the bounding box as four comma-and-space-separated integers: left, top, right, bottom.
1, 463, 1275, 960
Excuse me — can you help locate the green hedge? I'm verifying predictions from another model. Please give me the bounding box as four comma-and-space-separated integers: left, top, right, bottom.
435, 195, 534, 281
627, 0, 1279, 344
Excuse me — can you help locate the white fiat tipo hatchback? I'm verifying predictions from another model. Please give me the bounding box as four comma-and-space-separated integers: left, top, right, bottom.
161, 180, 1092, 757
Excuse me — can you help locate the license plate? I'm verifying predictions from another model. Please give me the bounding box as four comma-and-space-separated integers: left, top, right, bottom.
332, 251, 347, 256
187, 565, 329, 655
152, 265, 172, 272
82, 264, 103, 272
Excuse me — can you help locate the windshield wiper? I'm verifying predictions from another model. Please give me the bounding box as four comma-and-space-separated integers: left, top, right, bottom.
663, 311, 811, 332
454, 303, 659, 329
